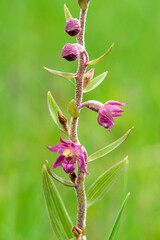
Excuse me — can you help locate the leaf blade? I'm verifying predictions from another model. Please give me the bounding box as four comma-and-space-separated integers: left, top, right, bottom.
42, 165, 73, 240
47, 91, 67, 134
88, 128, 133, 163
83, 71, 108, 93
64, 4, 73, 21
88, 43, 114, 65
44, 67, 75, 79
108, 192, 130, 240
87, 157, 128, 208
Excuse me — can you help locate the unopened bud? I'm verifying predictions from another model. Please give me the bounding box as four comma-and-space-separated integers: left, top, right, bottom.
58, 112, 69, 134
83, 68, 95, 89
72, 226, 82, 238
61, 43, 79, 61
65, 18, 81, 36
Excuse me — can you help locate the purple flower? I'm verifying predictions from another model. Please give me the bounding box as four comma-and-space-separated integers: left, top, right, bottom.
98, 100, 127, 132
61, 43, 79, 61
65, 18, 81, 36
47, 136, 89, 175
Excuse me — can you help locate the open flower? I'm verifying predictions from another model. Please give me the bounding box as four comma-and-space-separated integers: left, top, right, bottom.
78, 100, 127, 132
65, 18, 81, 36
98, 101, 127, 132
47, 137, 89, 175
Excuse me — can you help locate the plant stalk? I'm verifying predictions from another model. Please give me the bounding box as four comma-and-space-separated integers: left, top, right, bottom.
69, 6, 89, 240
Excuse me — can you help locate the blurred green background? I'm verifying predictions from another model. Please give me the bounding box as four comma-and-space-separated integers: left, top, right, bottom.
0, 0, 160, 239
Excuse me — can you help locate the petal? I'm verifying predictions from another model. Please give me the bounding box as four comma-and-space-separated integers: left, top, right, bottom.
111, 112, 122, 117
77, 154, 89, 175
47, 144, 66, 154
105, 105, 124, 113
106, 100, 127, 106
60, 136, 76, 148
98, 109, 114, 128
52, 155, 65, 169
83, 148, 88, 163
80, 164, 89, 175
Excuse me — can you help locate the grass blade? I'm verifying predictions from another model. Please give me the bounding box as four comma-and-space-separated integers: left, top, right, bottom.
108, 192, 130, 240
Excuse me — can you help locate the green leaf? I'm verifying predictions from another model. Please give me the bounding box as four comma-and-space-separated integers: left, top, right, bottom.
88, 43, 114, 65
108, 192, 130, 240
83, 71, 108, 93
42, 165, 73, 240
68, 99, 79, 118
64, 4, 73, 21
44, 67, 75, 79
88, 128, 133, 163
47, 91, 67, 134
46, 160, 76, 187
87, 157, 128, 208
78, 0, 87, 10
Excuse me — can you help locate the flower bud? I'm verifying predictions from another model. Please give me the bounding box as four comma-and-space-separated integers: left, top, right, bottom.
72, 226, 82, 238
61, 43, 79, 61
65, 18, 81, 36
58, 112, 69, 135
83, 68, 95, 89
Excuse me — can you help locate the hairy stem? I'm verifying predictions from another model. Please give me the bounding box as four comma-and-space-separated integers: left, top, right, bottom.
69, 6, 89, 239
70, 8, 88, 143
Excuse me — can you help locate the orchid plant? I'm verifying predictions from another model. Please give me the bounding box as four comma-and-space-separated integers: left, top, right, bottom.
42, 1, 133, 239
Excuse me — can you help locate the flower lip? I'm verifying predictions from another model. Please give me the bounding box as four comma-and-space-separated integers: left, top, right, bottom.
48, 137, 89, 175
65, 18, 81, 36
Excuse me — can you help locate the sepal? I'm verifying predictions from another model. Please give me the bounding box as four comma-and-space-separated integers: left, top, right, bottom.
88, 43, 114, 65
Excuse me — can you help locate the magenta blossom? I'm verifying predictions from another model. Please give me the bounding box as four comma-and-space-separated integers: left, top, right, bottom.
47, 137, 89, 175
98, 101, 127, 132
